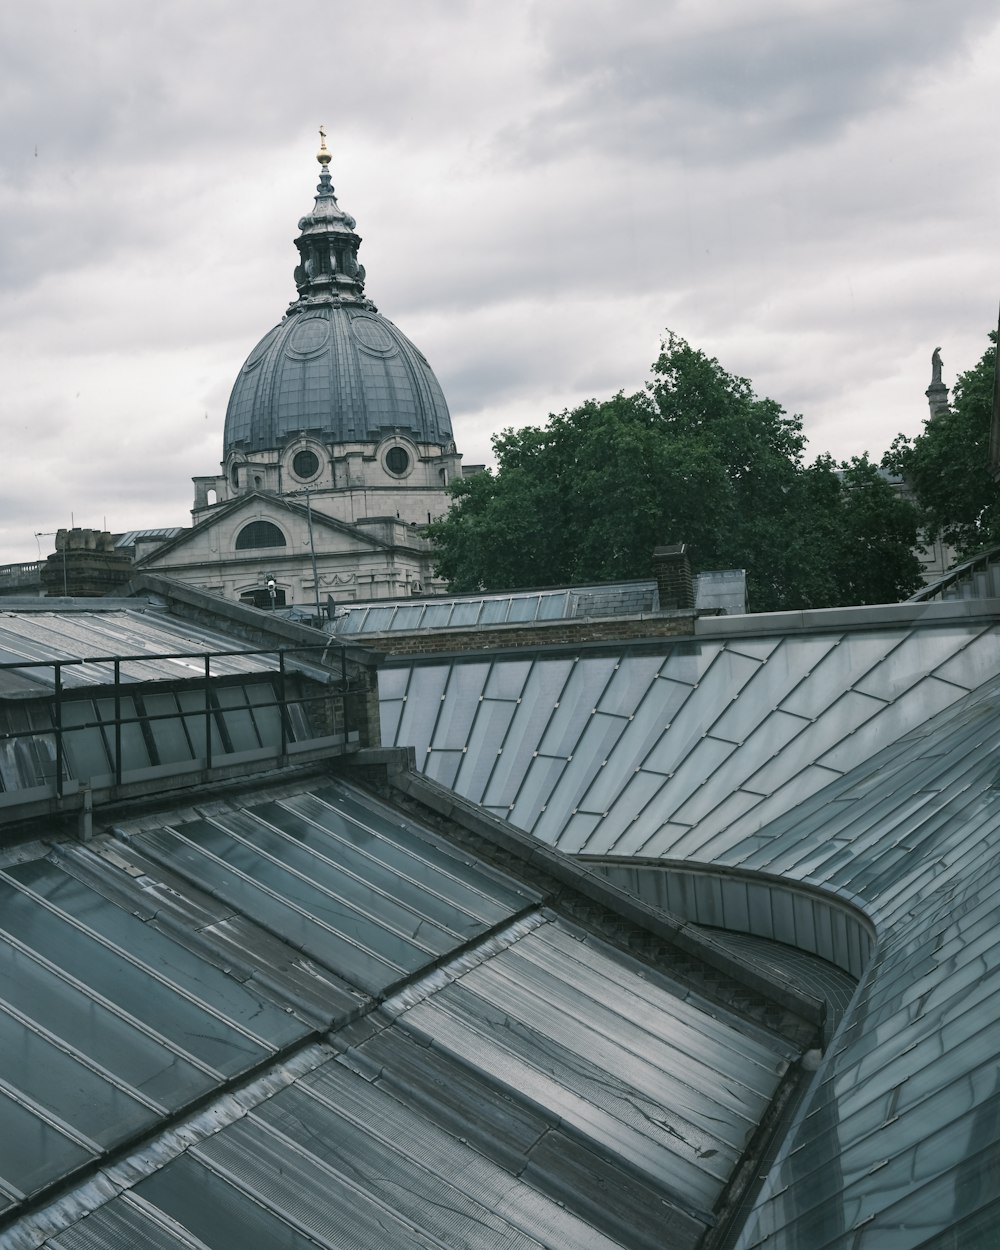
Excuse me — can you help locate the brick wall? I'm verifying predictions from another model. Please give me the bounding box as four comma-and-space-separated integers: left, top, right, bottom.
369, 610, 698, 656
652, 543, 694, 611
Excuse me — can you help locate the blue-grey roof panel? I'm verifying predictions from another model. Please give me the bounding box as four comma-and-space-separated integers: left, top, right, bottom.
224, 306, 453, 455
126, 784, 537, 997
3, 789, 797, 1250
381, 608, 1000, 1246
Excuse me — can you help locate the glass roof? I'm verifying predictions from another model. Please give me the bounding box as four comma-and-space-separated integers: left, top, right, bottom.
333, 574, 746, 639
336, 588, 577, 635
0, 781, 795, 1249
128, 786, 535, 997
0, 606, 280, 696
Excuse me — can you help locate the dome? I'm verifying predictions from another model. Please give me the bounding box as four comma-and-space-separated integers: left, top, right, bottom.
223, 304, 454, 455
223, 132, 453, 458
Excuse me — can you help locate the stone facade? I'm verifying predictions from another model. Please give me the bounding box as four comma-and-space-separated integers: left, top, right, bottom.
193, 434, 461, 530
138, 492, 440, 610
146, 135, 460, 611
40, 529, 135, 598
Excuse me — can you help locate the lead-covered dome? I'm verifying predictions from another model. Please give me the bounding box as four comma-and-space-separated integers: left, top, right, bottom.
224, 305, 453, 454
223, 132, 453, 457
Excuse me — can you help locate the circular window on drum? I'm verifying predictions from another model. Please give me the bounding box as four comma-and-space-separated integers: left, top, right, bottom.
292, 449, 320, 480
385, 447, 410, 476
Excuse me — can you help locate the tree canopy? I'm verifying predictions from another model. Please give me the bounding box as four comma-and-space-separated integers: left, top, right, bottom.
430, 333, 924, 611
884, 331, 1000, 557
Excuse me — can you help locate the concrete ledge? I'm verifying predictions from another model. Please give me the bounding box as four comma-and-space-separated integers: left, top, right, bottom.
0, 739, 360, 835
696, 596, 1000, 639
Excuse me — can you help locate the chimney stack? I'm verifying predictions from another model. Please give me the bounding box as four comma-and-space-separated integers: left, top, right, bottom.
652, 543, 694, 611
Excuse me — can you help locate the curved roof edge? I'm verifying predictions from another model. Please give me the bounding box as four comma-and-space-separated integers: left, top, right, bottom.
382, 599, 1000, 1246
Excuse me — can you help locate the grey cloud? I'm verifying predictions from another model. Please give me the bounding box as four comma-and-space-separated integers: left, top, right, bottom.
0, 0, 997, 563
511, 0, 997, 165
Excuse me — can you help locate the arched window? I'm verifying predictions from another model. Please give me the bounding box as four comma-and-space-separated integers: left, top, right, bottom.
235, 521, 286, 550
240, 587, 287, 609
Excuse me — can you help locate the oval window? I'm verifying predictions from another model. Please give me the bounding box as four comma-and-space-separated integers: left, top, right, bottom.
385, 447, 410, 475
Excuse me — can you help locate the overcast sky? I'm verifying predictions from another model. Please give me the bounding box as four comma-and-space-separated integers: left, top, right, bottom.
1, 0, 997, 562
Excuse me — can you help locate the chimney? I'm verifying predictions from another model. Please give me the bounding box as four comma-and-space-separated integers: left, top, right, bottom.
652, 542, 694, 610
40, 529, 134, 597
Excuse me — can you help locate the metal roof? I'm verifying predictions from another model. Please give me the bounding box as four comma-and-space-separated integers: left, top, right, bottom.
224, 153, 452, 457
0, 780, 797, 1249
0, 606, 279, 696
381, 600, 1000, 1246
225, 305, 454, 455
379, 607, 1000, 853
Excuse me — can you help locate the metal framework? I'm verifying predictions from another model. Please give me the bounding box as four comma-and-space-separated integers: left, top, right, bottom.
0, 643, 356, 800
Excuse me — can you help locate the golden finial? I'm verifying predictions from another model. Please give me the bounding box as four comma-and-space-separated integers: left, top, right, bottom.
317, 125, 332, 167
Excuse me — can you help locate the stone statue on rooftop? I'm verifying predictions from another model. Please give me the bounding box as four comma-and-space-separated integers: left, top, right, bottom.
926, 346, 949, 419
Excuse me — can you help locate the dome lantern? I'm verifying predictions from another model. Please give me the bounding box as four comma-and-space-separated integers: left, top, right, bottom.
222, 135, 454, 459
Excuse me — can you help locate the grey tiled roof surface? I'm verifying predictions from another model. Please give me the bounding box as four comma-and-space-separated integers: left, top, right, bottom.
381, 602, 1000, 1246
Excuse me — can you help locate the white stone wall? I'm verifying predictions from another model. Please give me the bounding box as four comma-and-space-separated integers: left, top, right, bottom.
194, 433, 461, 527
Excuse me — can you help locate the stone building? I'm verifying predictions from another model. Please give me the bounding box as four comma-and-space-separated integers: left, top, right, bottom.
139, 131, 463, 610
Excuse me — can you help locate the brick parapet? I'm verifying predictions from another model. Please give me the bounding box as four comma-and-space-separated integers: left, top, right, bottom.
361, 611, 699, 656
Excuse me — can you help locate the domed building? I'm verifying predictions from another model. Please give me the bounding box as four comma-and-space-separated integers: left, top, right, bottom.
141, 132, 463, 611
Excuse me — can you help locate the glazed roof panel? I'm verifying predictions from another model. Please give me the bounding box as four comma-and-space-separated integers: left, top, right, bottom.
0, 606, 279, 696
0, 780, 795, 1250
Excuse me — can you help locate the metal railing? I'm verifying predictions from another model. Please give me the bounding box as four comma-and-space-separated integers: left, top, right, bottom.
0, 643, 360, 801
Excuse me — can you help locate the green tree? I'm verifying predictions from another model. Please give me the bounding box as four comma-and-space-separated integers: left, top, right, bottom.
884, 332, 1000, 556
431, 333, 924, 609
833, 455, 924, 604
